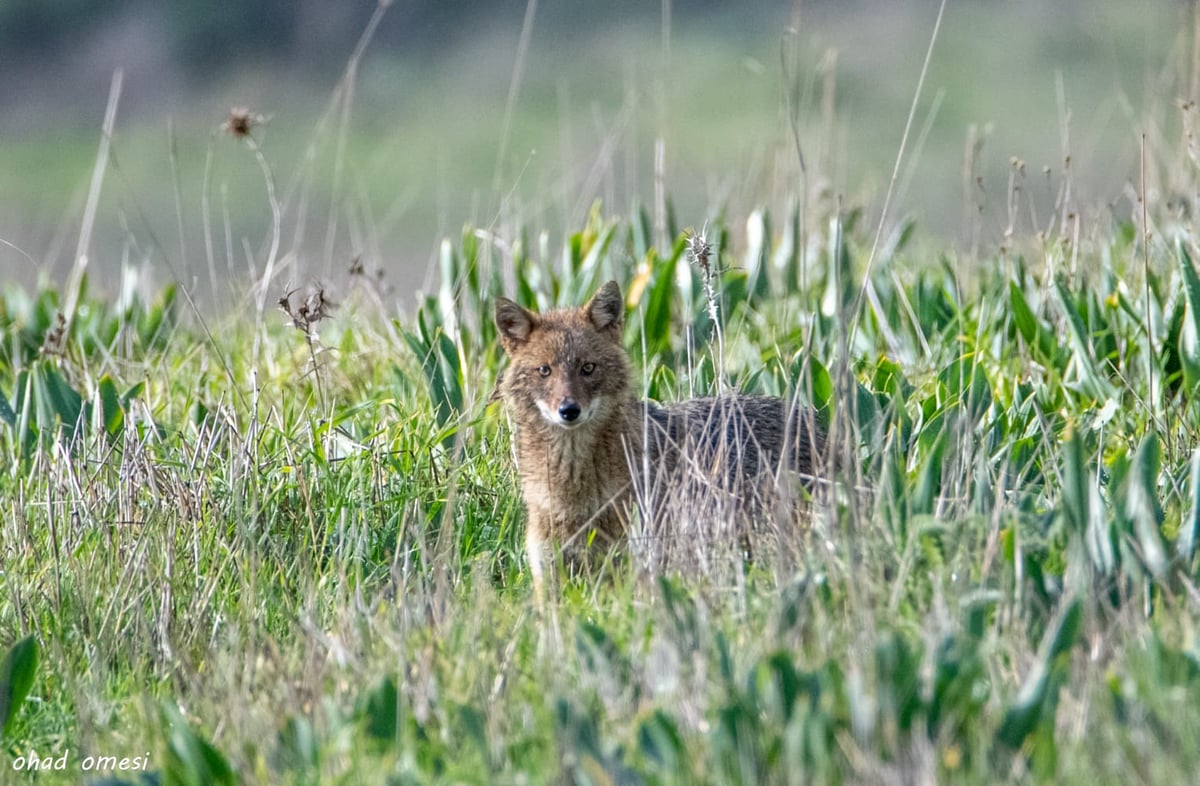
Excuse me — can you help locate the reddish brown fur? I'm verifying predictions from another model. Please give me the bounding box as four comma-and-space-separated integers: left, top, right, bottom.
494, 281, 825, 597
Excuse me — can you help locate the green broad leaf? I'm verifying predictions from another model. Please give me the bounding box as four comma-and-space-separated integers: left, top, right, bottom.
1060, 428, 1089, 536
516, 262, 538, 311
1053, 279, 1112, 400
821, 212, 856, 317
808, 358, 834, 417
122, 381, 145, 406
436, 330, 465, 414
630, 200, 653, 260
15, 369, 34, 457
638, 709, 683, 772
714, 697, 764, 784
1164, 294, 1188, 394
0, 635, 39, 739
1180, 448, 1200, 564
361, 675, 399, 744
1045, 597, 1083, 662
97, 374, 124, 440
438, 238, 461, 312
460, 226, 480, 303
578, 221, 616, 281
454, 702, 489, 766
576, 621, 628, 682
402, 308, 464, 438
189, 400, 209, 429
33, 361, 84, 440
752, 651, 803, 724
1085, 473, 1113, 576
640, 247, 679, 360
0, 386, 15, 427
997, 676, 1045, 751
664, 196, 680, 243
939, 354, 992, 419
877, 438, 909, 540
1061, 428, 1113, 574
775, 203, 801, 295
874, 633, 923, 733
743, 209, 768, 277
718, 268, 750, 326
161, 701, 237, 786
882, 216, 917, 263
872, 355, 907, 398
715, 631, 736, 689
743, 209, 771, 302
1009, 281, 1059, 363
556, 698, 616, 781
273, 715, 318, 774
659, 576, 700, 654
567, 232, 583, 280
1177, 241, 1200, 390
853, 379, 880, 437
928, 633, 986, 736
997, 598, 1081, 750
140, 283, 176, 346
1125, 433, 1167, 579
912, 428, 947, 517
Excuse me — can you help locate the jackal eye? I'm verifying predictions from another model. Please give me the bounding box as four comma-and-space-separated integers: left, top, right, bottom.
537, 365, 551, 377
580, 362, 596, 376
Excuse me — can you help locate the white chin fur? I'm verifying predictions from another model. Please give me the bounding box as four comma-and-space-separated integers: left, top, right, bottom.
535, 398, 598, 428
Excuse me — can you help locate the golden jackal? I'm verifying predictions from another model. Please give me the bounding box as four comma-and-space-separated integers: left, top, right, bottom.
494, 280, 826, 594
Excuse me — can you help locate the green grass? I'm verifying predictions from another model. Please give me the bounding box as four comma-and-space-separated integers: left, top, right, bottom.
3, 183, 1200, 783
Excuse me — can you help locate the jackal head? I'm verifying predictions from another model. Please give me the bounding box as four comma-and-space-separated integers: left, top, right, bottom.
494, 281, 631, 429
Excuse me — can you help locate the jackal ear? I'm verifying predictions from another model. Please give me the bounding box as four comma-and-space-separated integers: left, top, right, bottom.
586, 281, 624, 333
495, 298, 537, 349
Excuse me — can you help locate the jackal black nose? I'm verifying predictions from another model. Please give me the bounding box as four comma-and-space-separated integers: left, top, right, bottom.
558, 401, 582, 422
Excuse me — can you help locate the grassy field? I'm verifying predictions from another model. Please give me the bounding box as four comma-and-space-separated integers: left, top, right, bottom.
4, 4, 1200, 785
4, 183, 1200, 783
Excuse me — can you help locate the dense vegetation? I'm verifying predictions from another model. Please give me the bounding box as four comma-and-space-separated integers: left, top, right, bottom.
3, 168, 1200, 783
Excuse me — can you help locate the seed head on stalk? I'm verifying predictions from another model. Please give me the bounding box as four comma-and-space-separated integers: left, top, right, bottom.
222, 106, 265, 139
686, 222, 725, 390
686, 223, 719, 327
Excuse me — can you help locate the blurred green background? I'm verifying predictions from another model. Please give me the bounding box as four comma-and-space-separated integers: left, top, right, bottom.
0, 0, 1185, 308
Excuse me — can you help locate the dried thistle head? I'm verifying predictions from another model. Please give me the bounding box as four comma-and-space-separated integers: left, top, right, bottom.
686, 223, 723, 330
222, 106, 264, 139
686, 224, 714, 280
279, 285, 336, 336
40, 312, 68, 357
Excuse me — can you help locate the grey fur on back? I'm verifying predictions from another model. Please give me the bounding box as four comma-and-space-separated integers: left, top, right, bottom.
624, 393, 827, 571
639, 394, 825, 484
